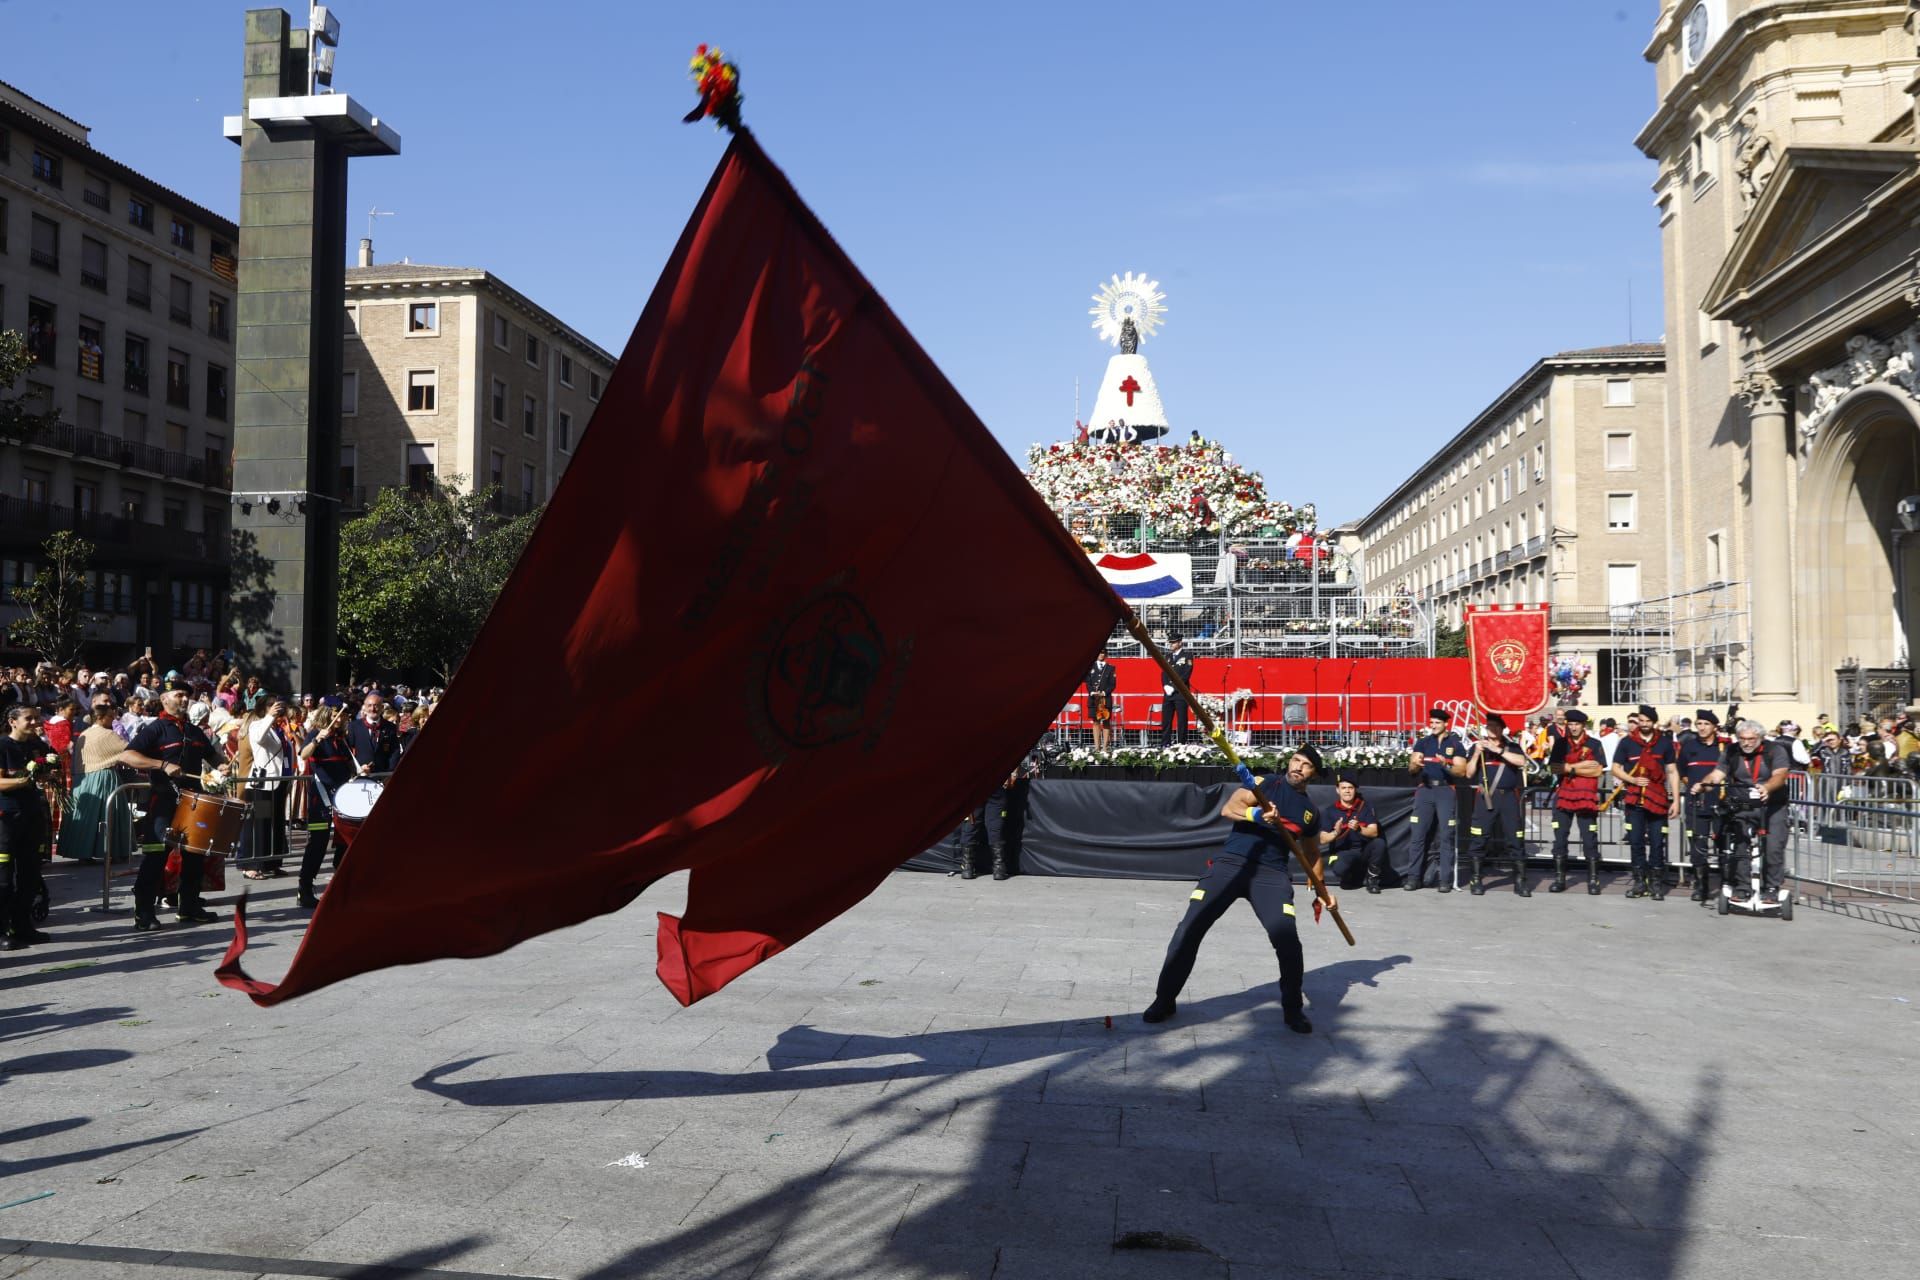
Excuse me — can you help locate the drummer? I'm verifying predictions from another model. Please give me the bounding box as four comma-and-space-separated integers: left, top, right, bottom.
120, 689, 226, 930
296, 707, 354, 910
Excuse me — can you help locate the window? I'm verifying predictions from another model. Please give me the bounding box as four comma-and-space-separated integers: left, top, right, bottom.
1605, 378, 1634, 407
21, 468, 51, 504
80, 237, 107, 292
29, 214, 58, 271
31, 147, 62, 187
407, 301, 438, 334
166, 350, 190, 410
0, 196, 7, 253
1691, 130, 1711, 186
169, 217, 194, 251
128, 194, 153, 231
559, 353, 573, 386
82, 172, 109, 211
207, 293, 230, 340
1499, 467, 1511, 504
168, 275, 192, 325
1604, 432, 1634, 469
25, 297, 56, 368
76, 395, 103, 432
1706, 530, 1725, 582
523, 394, 538, 437
127, 257, 151, 309
525, 333, 540, 367
344, 303, 359, 337
1607, 564, 1641, 615
521, 462, 537, 511
76, 318, 103, 382
73, 481, 99, 518
0, 127, 8, 162
559, 410, 573, 452
341, 370, 358, 416
406, 369, 437, 413
489, 449, 505, 492
1607, 492, 1636, 531
124, 334, 149, 395
163, 498, 187, 530
339, 445, 357, 501
204, 434, 226, 484
589, 371, 602, 401
210, 237, 236, 284
405, 442, 436, 492
1517, 460, 1529, 494
1498, 425, 1510, 448
206, 363, 229, 421
124, 409, 147, 442
1532, 443, 1545, 480
491, 312, 509, 349
165, 422, 187, 455
491, 378, 506, 423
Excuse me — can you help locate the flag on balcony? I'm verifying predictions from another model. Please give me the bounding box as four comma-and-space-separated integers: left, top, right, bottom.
1464, 604, 1552, 717
218, 129, 1126, 1008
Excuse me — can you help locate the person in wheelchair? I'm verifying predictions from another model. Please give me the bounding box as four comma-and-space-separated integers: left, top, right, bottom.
1703, 720, 1792, 904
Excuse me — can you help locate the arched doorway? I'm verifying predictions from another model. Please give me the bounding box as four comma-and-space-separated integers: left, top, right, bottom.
1798, 387, 1920, 716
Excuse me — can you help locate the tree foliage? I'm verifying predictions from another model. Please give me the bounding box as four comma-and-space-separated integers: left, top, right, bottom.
1434, 621, 1468, 659
0, 328, 61, 446
7, 531, 98, 668
336, 478, 540, 684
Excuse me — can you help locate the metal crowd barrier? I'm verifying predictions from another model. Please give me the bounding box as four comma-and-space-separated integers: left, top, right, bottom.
1784, 769, 1920, 905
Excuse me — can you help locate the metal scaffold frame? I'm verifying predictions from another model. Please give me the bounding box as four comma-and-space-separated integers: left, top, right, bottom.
1606, 581, 1752, 707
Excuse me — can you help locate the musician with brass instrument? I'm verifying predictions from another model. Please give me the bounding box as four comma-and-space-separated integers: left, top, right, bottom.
1142, 743, 1326, 1034
1609, 704, 1681, 901
120, 689, 228, 930
1678, 710, 1729, 905
1458, 716, 1532, 897
1546, 709, 1606, 894
1084, 651, 1117, 753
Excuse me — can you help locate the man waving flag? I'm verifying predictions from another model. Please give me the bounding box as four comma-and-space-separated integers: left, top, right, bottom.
220, 126, 1125, 1007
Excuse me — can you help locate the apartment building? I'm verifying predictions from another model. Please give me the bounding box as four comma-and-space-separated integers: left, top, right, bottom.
1357, 345, 1669, 687
339, 249, 614, 516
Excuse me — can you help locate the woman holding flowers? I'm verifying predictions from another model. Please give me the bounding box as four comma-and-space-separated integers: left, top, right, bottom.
0, 704, 58, 949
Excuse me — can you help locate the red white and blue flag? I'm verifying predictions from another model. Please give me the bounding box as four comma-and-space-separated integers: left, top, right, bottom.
1287, 533, 1329, 562
1090, 551, 1194, 603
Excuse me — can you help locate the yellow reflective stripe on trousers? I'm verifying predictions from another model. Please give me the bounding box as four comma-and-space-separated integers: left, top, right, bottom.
1282, 902, 1296, 916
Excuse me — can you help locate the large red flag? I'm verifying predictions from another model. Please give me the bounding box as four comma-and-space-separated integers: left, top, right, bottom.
1464, 604, 1552, 717
219, 132, 1124, 1006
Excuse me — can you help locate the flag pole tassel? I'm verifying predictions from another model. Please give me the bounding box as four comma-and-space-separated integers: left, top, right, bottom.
1120, 609, 1357, 947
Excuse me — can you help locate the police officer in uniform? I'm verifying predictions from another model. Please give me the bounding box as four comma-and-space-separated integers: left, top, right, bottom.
1320, 774, 1387, 893
1406, 707, 1464, 891
1461, 716, 1532, 896
296, 709, 355, 909
1611, 704, 1681, 900
1142, 744, 1326, 1033
0, 705, 56, 950
1678, 710, 1728, 905
1158, 636, 1195, 747
119, 689, 223, 929
1547, 709, 1606, 894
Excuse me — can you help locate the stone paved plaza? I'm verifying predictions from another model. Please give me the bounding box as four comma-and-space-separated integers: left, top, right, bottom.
1, 861, 1916, 1279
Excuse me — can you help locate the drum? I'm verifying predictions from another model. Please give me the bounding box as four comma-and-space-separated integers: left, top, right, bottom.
330, 777, 385, 848
167, 790, 249, 857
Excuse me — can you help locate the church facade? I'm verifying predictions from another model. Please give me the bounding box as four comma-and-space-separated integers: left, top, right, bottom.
1637, 0, 1920, 723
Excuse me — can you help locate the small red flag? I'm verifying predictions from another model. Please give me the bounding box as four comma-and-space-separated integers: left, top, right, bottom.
218, 133, 1123, 1007
1463, 604, 1552, 717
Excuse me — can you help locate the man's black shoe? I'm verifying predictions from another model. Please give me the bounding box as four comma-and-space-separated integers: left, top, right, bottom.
1402, 881, 1419, 891
1283, 1009, 1313, 1034
19, 930, 51, 943
1141, 999, 1177, 1024
4, 937, 29, 951
1437, 883, 1454, 894
178, 907, 222, 924
132, 913, 161, 932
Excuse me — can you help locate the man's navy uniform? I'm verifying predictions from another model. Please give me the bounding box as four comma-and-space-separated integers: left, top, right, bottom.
347, 713, 399, 774
1465, 723, 1532, 897
1677, 712, 1728, 904
1144, 750, 1324, 1033
127, 713, 219, 926
962, 766, 1025, 881
1614, 705, 1678, 900
1321, 789, 1387, 892
1158, 640, 1196, 747
0, 728, 55, 946
1546, 711, 1605, 894
298, 724, 356, 906
1407, 709, 1464, 890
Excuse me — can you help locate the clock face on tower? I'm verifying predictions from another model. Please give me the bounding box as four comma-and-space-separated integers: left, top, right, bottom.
1684, 2, 1712, 67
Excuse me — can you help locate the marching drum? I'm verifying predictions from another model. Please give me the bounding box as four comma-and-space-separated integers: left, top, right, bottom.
166, 790, 249, 858
330, 777, 385, 846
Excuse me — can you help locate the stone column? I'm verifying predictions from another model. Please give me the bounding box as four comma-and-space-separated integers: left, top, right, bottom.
1743, 374, 1797, 697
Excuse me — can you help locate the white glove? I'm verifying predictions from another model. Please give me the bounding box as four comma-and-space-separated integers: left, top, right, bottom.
1162, 686, 1174, 696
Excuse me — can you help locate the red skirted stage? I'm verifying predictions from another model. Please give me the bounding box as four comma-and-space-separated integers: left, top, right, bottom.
1056, 657, 1475, 737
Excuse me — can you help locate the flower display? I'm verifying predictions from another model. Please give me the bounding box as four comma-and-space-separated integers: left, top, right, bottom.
683, 45, 744, 132
1024, 437, 1315, 542
1038, 741, 1412, 774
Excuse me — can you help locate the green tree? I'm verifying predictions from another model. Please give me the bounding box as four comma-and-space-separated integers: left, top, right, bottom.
0, 328, 61, 445
1434, 621, 1468, 659
7, 531, 98, 668
336, 477, 540, 684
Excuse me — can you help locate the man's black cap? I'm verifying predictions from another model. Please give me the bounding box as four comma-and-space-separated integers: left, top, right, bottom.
1565, 709, 1590, 724
1428, 706, 1451, 722
1293, 743, 1324, 774
1695, 709, 1720, 726
1637, 704, 1658, 721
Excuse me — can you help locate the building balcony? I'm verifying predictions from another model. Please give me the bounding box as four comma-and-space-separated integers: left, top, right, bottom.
26, 423, 218, 488
0, 495, 222, 562
29, 248, 58, 272
80, 270, 106, 293
124, 367, 149, 396
127, 289, 151, 311
82, 188, 110, 212
1525, 534, 1547, 558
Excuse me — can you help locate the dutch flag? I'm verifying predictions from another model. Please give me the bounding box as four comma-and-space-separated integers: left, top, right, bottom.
1092, 552, 1194, 602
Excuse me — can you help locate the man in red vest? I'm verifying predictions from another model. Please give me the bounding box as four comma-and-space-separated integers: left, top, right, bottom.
1611, 704, 1681, 900
1547, 709, 1606, 893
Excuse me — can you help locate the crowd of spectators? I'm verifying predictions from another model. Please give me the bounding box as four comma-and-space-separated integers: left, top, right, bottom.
1516, 705, 1920, 778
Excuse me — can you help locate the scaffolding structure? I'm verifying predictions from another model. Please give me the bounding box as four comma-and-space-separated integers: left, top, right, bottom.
1605, 581, 1751, 707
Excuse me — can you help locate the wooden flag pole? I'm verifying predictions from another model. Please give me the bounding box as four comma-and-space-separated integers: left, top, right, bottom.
1121, 610, 1356, 947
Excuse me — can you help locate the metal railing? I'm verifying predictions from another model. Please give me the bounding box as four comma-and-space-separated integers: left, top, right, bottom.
1785, 770, 1920, 906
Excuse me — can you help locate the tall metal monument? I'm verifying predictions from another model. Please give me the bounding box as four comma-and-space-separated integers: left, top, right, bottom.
223, 6, 398, 691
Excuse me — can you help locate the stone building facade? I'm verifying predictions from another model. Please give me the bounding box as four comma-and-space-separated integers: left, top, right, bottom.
1357, 346, 1670, 684
1638, 0, 1920, 723
0, 80, 235, 663
340, 253, 614, 517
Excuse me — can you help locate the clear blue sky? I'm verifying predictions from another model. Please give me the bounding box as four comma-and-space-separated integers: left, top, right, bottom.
7, 1, 1664, 526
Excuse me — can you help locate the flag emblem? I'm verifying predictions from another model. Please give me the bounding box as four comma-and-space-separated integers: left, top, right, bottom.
1091, 552, 1194, 603
1489, 639, 1528, 679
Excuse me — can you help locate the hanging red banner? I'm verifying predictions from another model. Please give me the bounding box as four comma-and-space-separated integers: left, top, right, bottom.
1464, 604, 1551, 717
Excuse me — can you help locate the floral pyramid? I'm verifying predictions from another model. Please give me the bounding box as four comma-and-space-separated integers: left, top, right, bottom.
1024, 437, 1315, 542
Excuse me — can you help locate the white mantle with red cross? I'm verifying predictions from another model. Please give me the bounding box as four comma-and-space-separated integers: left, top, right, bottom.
1086, 353, 1170, 443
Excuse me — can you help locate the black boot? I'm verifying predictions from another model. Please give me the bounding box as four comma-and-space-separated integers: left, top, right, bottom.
1283, 1007, 1313, 1034
990, 843, 1010, 881
1690, 860, 1710, 903
1648, 865, 1668, 901
1469, 859, 1485, 896
1549, 855, 1568, 893
1513, 856, 1531, 897
1586, 856, 1603, 895
1365, 872, 1381, 895
959, 844, 976, 879
297, 883, 321, 910
1625, 869, 1648, 899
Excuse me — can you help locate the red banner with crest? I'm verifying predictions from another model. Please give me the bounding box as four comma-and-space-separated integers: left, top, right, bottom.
1464, 604, 1551, 717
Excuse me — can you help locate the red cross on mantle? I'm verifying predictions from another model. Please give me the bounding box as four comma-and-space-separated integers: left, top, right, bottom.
1118, 375, 1142, 407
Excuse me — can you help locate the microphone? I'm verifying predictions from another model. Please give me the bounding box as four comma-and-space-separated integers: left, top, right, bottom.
1258, 666, 1269, 742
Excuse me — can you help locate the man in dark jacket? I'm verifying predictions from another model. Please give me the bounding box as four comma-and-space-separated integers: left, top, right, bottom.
346, 692, 399, 775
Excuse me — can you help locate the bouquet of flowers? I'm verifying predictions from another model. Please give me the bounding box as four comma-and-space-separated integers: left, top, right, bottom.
684, 44, 743, 132
26, 750, 72, 815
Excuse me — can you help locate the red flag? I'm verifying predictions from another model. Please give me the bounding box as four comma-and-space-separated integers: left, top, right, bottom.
218, 133, 1124, 1006
1464, 604, 1551, 717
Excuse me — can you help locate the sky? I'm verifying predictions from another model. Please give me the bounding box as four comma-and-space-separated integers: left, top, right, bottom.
4, 1, 1667, 526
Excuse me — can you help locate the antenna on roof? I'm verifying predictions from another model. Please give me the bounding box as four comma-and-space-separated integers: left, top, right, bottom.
367, 206, 394, 241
